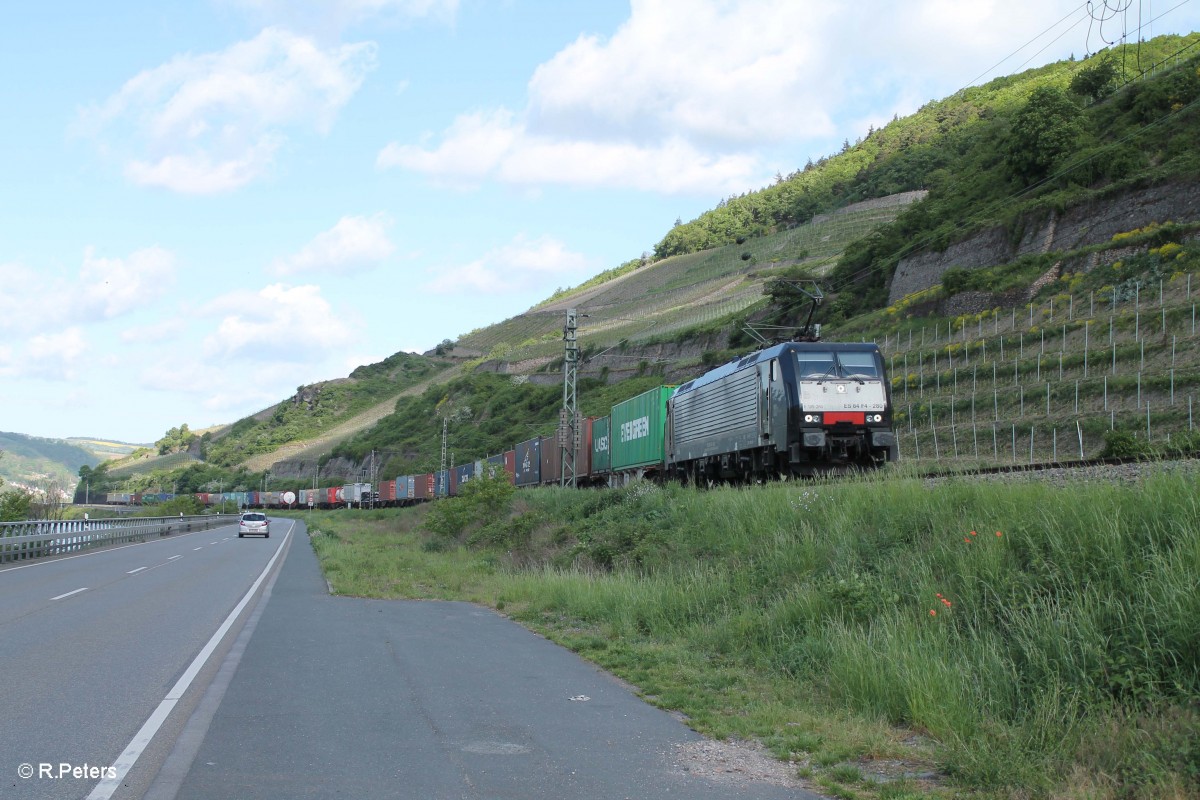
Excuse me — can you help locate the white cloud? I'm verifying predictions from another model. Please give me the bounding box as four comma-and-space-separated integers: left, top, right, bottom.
78, 246, 176, 320
0, 328, 90, 381
124, 136, 283, 194
527, 0, 837, 147
29, 328, 88, 364
78, 28, 376, 193
0, 248, 175, 338
272, 214, 396, 276
379, 0, 1128, 195
525, 0, 1112, 143
378, 109, 520, 183
377, 0, 835, 194
497, 135, 761, 194
426, 234, 591, 295
200, 283, 357, 360
380, 109, 763, 194
0, 262, 47, 333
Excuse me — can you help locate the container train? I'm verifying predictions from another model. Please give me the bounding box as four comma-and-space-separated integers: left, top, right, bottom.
100, 340, 896, 509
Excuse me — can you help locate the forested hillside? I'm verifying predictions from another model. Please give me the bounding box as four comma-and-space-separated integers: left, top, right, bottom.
0, 432, 100, 492
657, 36, 1200, 313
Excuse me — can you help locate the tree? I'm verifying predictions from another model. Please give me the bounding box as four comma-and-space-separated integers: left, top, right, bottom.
1069, 55, 1118, 103
1005, 86, 1081, 183
0, 487, 33, 522
156, 423, 197, 455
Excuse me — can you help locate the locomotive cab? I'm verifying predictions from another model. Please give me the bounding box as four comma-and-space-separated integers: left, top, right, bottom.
790, 345, 897, 470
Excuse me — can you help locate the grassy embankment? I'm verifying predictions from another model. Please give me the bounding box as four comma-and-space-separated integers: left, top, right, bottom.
289, 465, 1200, 800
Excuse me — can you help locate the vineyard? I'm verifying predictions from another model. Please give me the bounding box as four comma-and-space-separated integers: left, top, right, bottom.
454, 197, 918, 364
106, 450, 199, 478
871, 265, 1200, 466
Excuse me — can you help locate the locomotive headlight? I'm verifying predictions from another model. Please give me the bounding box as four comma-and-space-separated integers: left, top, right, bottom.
869, 414, 883, 423
803, 413, 822, 424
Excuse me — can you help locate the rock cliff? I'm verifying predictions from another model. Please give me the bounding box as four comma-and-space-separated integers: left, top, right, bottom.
888, 180, 1200, 305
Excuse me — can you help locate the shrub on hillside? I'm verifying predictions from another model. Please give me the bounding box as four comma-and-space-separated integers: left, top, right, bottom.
1100, 429, 1148, 458
423, 473, 515, 539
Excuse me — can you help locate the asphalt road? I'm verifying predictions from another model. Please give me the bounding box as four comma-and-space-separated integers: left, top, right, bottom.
0, 518, 289, 800
4, 518, 821, 799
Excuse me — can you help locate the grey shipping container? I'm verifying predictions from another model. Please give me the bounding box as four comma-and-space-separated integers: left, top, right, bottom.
539, 436, 561, 486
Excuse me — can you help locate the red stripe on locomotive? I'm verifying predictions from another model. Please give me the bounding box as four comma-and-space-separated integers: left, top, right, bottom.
824, 412, 866, 425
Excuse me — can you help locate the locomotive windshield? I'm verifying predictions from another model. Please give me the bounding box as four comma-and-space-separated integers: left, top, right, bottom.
796, 350, 881, 380
836, 351, 881, 379
796, 351, 835, 378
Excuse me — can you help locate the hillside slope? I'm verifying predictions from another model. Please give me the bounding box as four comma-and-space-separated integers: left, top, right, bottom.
245, 364, 465, 476
80, 34, 1200, 488
0, 431, 102, 493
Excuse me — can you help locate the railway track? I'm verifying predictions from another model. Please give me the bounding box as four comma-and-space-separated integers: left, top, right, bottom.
891, 452, 1200, 486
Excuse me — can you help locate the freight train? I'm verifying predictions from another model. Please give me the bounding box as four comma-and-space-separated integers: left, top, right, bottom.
100, 340, 896, 509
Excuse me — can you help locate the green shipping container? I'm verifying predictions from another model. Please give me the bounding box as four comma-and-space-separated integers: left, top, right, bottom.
591, 416, 611, 473
610, 386, 674, 471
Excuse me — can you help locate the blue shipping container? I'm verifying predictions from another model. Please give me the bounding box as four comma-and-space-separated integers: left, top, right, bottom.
514, 438, 541, 487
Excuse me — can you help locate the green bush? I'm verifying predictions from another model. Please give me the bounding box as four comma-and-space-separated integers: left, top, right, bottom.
1099, 429, 1146, 458
423, 473, 516, 539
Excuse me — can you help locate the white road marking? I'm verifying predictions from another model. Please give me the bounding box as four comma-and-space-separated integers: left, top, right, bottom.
51, 587, 88, 601
127, 567, 147, 575
85, 524, 293, 800
167, 555, 182, 561
193, 547, 203, 551
0, 523, 236, 574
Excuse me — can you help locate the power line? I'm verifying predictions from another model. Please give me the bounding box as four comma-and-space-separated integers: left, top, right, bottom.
964, 3, 1090, 88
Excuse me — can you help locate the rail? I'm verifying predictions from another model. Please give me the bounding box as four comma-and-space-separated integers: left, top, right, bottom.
0, 514, 241, 564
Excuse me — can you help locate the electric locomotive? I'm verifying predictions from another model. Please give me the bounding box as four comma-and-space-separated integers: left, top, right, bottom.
666, 340, 897, 482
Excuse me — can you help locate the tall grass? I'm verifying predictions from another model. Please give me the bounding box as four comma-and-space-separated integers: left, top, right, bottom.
299, 467, 1200, 798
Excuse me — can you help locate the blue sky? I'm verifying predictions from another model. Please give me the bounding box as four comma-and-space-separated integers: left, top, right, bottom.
2, 0, 1198, 444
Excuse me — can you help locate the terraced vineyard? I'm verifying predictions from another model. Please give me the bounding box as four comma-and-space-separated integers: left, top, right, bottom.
863, 268, 1200, 466
455, 196, 920, 364
106, 450, 199, 477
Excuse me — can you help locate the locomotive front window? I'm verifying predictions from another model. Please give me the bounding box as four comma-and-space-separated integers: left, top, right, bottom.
796, 352, 835, 378
796, 351, 881, 380
837, 352, 880, 379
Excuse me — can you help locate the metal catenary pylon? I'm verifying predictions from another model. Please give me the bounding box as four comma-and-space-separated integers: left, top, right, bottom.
439, 416, 448, 497
559, 308, 584, 486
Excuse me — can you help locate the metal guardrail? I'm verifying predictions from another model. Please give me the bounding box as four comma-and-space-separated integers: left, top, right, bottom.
0, 514, 241, 564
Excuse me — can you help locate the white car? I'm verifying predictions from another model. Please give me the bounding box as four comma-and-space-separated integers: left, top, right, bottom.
238, 512, 269, 538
